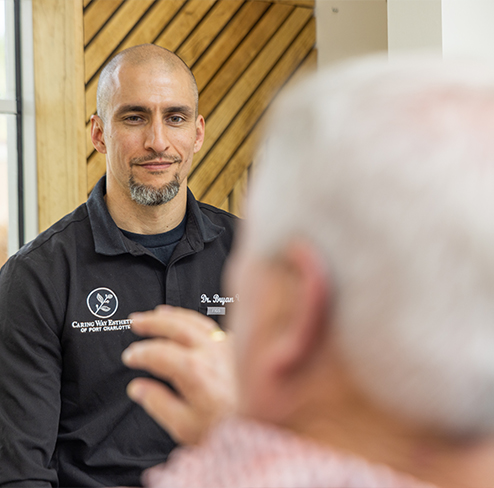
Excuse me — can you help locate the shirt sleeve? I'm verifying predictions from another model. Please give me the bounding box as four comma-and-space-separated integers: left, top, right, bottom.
0, 254, 63, 487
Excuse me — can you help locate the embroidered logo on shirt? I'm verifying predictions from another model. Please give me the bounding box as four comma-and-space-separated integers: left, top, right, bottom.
86, 287, 119, 318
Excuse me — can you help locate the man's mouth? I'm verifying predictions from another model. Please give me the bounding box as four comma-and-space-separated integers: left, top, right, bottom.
139, 161, 175, 170
130, 153, 182, 170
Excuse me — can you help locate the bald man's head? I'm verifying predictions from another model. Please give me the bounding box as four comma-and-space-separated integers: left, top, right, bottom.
96, 44, 199, 124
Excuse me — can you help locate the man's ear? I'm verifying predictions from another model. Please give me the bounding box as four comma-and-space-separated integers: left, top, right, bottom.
267, 241, 331, 378
194, 115, 205, 153
91, 114, 107, 154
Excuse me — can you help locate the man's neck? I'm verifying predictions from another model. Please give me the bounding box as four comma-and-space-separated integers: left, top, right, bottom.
105, 182, 188, 235
289, 387, 494, 488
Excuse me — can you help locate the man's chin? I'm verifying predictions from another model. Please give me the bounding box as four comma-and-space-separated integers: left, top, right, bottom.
128, 175, 181, 207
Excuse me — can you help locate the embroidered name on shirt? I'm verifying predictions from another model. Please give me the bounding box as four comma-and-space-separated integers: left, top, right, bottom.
201, 293, 240, 305
72, 318, 132, 333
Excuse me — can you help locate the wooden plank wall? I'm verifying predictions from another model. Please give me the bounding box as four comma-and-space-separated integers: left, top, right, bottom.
33, 0, 87, 232
83, 0, 316, 217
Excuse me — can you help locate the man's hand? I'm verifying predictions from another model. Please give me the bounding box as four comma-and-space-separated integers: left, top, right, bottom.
121, 305, 237, 445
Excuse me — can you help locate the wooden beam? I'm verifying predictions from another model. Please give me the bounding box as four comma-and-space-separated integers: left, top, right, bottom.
33, 0, 87, 232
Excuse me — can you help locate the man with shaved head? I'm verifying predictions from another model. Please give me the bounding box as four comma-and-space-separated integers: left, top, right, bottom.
0, 44, 237, 487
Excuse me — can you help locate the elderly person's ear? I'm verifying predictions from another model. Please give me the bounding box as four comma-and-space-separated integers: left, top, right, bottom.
264, 240, 331, 376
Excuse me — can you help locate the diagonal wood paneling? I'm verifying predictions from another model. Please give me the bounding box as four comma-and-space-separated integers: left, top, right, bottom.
271, 0, 314, 6
203, 48, 317, 209
198, 3, 293, 119
84, 0, 125, 46
190, 16, 316, 197
190, 7, 313, 173
83, 0, 316, 217
174, 1, 245, 66
192, 1, 271, 92
85, 0, 155, 83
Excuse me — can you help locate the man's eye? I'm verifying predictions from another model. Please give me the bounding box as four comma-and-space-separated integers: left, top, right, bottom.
169, 115, 185, 124
125, 115, 142, 122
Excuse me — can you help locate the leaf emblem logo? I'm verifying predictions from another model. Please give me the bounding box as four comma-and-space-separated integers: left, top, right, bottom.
86, 287, 119, 318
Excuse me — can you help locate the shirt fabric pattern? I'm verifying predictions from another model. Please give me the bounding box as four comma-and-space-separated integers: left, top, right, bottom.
144, 416, 438, 488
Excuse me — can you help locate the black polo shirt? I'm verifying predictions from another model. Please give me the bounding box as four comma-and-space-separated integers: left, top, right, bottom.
0, 177, 238, 487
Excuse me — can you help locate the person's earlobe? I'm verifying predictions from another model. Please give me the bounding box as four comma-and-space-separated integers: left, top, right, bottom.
91, 115, 107, 155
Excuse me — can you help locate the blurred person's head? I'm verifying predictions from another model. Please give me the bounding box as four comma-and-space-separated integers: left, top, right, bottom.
226, 55, 494, 487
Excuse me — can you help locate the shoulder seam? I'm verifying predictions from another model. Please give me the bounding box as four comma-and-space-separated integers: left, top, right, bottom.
21, 211, 89, 257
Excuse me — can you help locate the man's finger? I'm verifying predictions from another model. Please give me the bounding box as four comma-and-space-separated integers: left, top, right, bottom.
129, 306, 221, 347
122, 339, 220, 402
122, 339, 188, 383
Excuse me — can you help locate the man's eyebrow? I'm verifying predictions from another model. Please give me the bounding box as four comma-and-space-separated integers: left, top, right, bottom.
164, 106, 194, 117
114, 104, 150, 117
113, 104, 194, 118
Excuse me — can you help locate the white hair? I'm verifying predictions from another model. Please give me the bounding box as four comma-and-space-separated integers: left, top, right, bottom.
246, 54, 494, 436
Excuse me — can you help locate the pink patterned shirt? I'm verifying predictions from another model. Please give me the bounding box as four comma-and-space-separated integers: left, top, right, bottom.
143, 417, 437, 488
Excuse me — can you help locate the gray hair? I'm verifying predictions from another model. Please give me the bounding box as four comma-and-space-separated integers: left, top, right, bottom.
247, 54, 494, 436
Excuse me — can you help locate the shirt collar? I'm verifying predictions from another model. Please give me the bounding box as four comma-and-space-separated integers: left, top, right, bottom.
184, 187, 225, 252
87, 176, 225, 256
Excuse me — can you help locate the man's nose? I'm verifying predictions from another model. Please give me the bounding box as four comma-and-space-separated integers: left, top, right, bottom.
144, 118, 169, 154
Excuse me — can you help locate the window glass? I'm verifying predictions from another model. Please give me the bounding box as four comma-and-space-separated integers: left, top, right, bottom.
0, 0, 17, 266
0, 114, 7, 266
0, 0, 6, 100
0, 0, 6, 266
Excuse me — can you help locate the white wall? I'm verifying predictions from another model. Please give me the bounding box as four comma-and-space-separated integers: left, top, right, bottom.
388, 0, 494, 62
316, 0, 387, 67
442, 1, 494, 62
317, 0, 494, 65
387, 0, 442, 58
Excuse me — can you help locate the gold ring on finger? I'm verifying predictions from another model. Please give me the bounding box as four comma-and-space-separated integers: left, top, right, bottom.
210, 329, 227, 342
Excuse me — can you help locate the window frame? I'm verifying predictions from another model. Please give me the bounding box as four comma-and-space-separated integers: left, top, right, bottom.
2, 0, 37, 257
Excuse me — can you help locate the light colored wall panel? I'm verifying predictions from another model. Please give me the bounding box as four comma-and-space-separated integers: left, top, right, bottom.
33, 0, 87, 231
387, 0, 442, 57
442, 1, 494, 62
316, 0, 387, 66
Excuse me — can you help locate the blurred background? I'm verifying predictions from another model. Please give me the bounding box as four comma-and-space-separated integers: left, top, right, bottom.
1, 0, 492, 267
